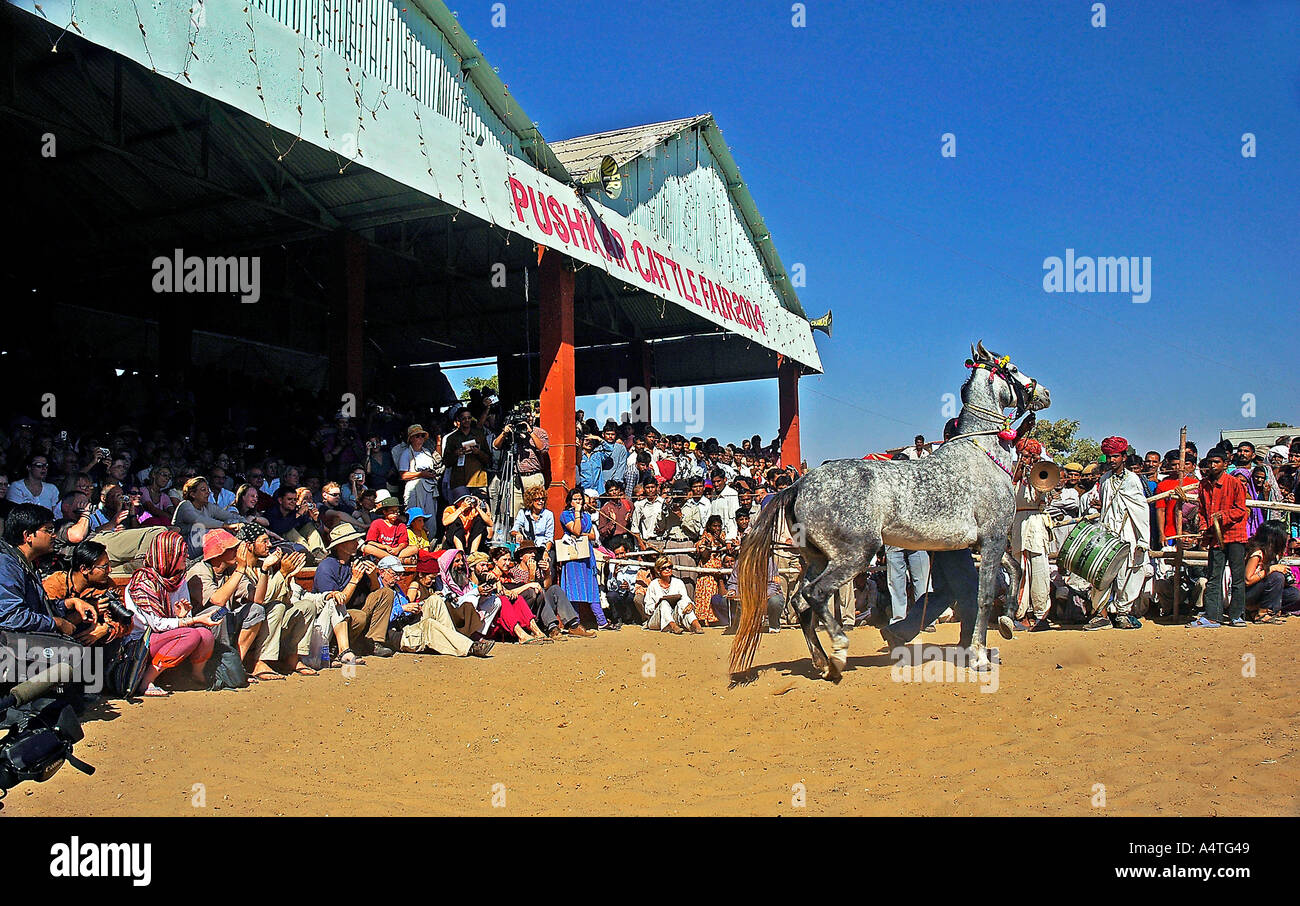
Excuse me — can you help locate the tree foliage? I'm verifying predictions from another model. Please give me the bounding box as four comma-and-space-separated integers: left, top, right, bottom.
459, 375, 498, 400
1031, 417, 1102, 465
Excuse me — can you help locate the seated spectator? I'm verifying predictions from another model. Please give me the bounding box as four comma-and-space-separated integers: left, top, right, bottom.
137, 465, 178, 525
604, 537, 646, 626
172, 477, 246, 556
433, 548, 495, 637
497, 543, 594, 638
412, 553, 485, 638
363, 495, 415, 561
643, 556, 702, 634
510, 485, 554, 560
313, 524, 396, 659
125, 530, 223, 697
352, 488, 380, 526
87, 482, 139, 534
442, 490, 491, 554
267, 485, 327, 560
1244, 520, 1299, 622
404, 508, 432, 564
41, 540, 130, 646
233, 528, 322, 677
209, 466, 236, 510
0, 504, 95, 636
374, 555, 492, 658
54, 488, 93, 550
184, 528, 278, 682
470, 549, 548, 644
6, 454, 60, 510
234, 482, 271, 527
0, 472, 12, 521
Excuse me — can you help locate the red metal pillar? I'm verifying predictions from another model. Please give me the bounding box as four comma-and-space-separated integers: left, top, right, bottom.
343, 233, 366, 402
539, 250, 576, 535
778, 360, 801, 469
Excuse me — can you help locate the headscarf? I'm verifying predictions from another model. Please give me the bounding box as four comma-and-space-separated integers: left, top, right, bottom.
1100, 436, 1128, 456
436, 548, 468, 598
126, 530, 189, 620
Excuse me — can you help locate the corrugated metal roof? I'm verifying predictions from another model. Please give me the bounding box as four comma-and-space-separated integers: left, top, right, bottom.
553, 114, 808, 320
551, 115, 711, 181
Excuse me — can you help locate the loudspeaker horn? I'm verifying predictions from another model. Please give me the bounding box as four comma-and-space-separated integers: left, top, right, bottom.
579, 155, 622, 200
808, 310, 832, 337
1029, 460, 1061, 492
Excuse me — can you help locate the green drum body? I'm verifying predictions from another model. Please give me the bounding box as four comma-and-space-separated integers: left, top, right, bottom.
1058, 521, 1130, 590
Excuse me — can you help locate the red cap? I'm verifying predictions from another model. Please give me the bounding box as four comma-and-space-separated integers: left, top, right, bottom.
202, 528, 240, 561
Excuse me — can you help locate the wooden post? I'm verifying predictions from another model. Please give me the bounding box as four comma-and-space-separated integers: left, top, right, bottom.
1172, 546, 1183, 619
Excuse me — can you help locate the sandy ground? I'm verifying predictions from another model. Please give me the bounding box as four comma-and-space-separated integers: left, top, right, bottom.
4, 618, 1298, 817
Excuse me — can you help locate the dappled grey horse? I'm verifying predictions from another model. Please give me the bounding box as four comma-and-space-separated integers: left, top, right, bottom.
730, 342, 1051, 682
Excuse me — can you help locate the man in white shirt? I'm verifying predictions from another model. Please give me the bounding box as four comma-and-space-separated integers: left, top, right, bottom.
710, 468, 739, 538
903, 435, 930, 460
631, 480, 665, 546
1086, 438, 1150, 631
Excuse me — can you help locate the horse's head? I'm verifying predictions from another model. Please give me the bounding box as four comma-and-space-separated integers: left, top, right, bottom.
965, 340, 1051, 415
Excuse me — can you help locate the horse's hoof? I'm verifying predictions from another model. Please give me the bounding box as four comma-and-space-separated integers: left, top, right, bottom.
997, 615, 1015, 640
825, 660, 842, 683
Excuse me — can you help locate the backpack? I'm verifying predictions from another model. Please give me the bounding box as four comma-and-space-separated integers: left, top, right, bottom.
104, 628, 152, 698
206, 638, 248, 691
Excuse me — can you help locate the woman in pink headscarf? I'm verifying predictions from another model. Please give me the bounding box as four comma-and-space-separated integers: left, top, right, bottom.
125, 530, 224, 697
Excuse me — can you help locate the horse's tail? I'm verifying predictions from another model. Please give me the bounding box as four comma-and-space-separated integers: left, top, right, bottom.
729, 483, 799, 679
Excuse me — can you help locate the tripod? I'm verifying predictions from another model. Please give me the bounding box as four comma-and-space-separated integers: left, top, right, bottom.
492, 441, 519, 544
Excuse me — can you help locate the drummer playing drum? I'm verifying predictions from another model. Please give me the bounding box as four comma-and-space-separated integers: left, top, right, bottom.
1084, 436, 1152, 631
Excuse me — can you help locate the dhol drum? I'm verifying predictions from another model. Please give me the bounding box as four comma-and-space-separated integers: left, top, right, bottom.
1057, 521, 1130, 590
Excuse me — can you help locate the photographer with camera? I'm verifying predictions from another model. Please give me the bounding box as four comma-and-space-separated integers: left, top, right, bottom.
41, 540, 129, 647
0, 505, 96, 638
441, 489, 493, 555
86, 482, 139, 535
492, 407, 549, 518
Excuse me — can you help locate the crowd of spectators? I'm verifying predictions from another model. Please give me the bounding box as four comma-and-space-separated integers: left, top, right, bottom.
0, 391, 804, 699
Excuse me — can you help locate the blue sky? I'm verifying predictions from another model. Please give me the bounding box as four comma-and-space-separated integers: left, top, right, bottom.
455, 0, 1299, 463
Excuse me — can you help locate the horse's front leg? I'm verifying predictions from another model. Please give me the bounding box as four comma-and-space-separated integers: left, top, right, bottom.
796, 598, 832, 678
971, 533, 1009, 670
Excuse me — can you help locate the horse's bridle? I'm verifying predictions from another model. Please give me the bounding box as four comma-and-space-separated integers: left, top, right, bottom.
967, 357, 1038, 418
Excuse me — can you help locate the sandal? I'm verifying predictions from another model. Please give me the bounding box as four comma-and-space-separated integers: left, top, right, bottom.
143, 684, 171, 698
1186, 616, 1221, 628
338, 649, 366, 666
292, 664, 320, 676
251, 670, 286, 681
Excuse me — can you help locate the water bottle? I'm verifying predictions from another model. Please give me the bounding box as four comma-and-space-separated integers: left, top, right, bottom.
319, 643, 331, 669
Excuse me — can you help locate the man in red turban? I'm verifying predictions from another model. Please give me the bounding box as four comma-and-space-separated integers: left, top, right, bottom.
1100, 436, 1128, 459
1009, 435, 1051, 632
1085, 435, 1150, 631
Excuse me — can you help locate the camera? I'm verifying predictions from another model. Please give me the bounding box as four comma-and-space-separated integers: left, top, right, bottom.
102, 592, 133, 627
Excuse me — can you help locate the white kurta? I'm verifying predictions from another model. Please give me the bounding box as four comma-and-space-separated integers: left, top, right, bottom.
1093, 469, 1151, 614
